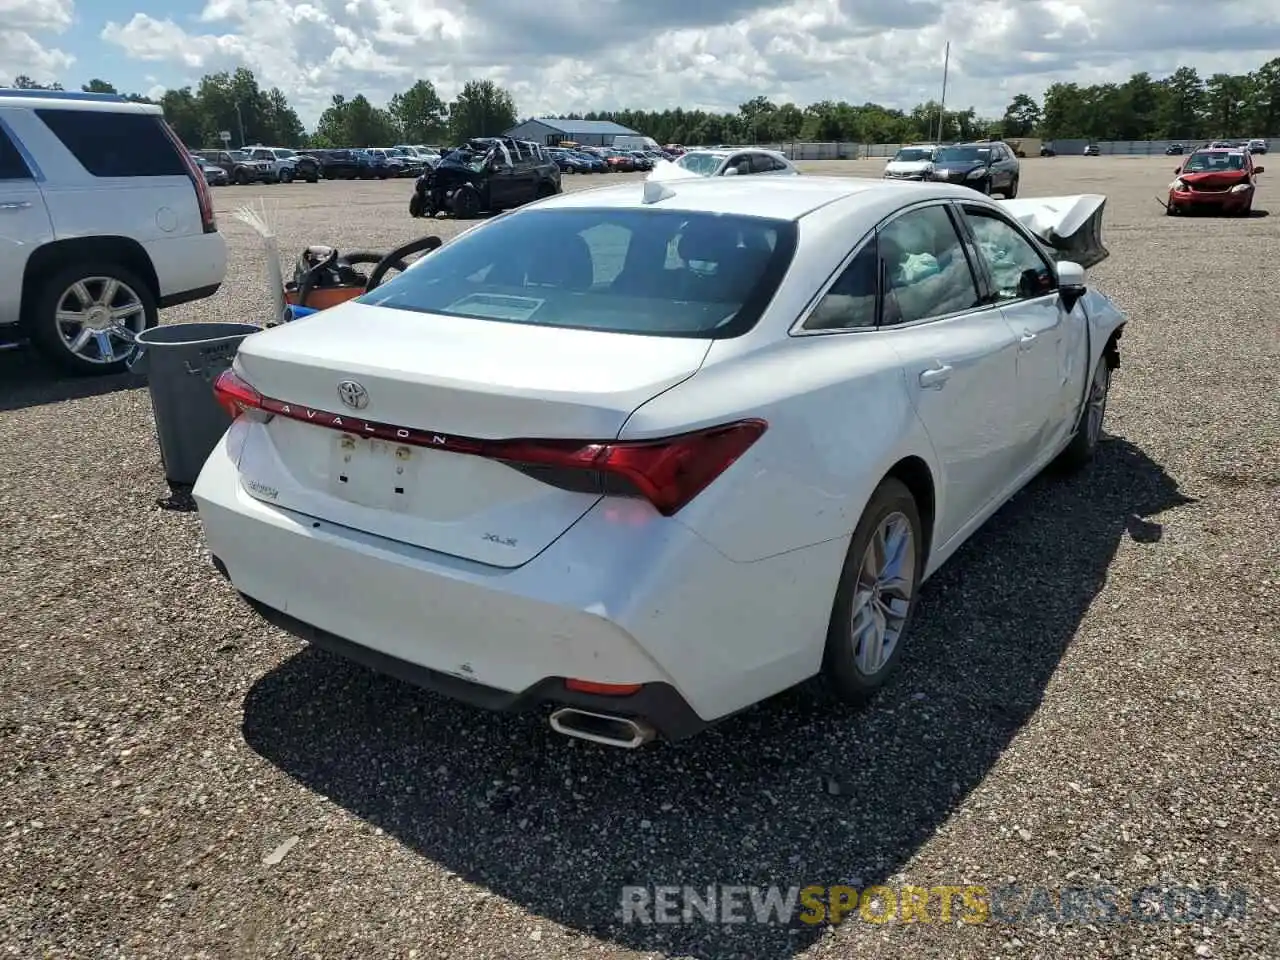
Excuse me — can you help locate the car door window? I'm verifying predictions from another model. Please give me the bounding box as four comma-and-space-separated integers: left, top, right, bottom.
749, 153, 775, 174
962, 207, 1056, 302
878, 205, 983, 325
726, 155, 751, 175
805, 240, 878, 330
0, 127, 32, 179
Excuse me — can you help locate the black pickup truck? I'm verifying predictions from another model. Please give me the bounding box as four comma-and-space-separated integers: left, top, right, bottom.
409, 137, 561, 219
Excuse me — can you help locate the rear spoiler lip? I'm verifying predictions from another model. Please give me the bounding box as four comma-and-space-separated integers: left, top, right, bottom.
996, 194, 1110, 269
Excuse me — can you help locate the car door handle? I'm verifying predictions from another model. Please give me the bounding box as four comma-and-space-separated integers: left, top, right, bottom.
0, 201, 32, 210
919, 364, 953, 388
1019, 331, 1038, 350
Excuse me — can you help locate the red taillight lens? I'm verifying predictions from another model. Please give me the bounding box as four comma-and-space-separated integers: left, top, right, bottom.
564, 679, 643, 696
489, 419, 767, 516
213, 369, 263, 419
160, 119, 217, 234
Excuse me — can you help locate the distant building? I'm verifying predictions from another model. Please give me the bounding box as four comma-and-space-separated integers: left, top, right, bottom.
502, 118, 641, 147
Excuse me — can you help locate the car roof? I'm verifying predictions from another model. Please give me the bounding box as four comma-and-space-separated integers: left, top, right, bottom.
0, 89, 163, 115
525, 175, 974, 221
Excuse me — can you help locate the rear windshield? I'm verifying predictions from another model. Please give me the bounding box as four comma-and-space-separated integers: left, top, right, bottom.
675, 152, 724, 176
360, 208, 798, 339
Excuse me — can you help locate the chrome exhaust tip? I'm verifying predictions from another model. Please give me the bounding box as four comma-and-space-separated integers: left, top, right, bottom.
549, 708, 656, 749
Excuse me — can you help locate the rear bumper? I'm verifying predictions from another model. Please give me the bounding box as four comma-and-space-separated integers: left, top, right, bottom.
232, 587, 709, 740
145, 232, 227, 302
193, 428, 838, 736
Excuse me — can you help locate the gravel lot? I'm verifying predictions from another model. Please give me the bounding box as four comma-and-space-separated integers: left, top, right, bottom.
1, 157, 1277, 960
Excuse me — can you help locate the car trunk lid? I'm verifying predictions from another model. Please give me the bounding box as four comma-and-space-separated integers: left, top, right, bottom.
231, 303, 712, 567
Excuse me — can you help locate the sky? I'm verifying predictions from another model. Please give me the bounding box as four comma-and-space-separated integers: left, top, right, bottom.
4, 0, 1280, 128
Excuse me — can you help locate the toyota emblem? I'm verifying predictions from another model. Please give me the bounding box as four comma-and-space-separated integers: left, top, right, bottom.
337, 380, 369, 410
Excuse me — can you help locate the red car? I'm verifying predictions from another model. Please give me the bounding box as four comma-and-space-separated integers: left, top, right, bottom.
1167, 148, 1264, 216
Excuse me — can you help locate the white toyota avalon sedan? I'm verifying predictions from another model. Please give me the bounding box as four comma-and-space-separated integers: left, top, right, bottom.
195, 175, 1125, 748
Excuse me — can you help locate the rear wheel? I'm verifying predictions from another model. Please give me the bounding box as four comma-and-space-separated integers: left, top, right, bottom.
279, 167, 294, 184
26, 261, 157, 376
234, 168, 251, 185
1005, 176, 1019, 198
821, 478, 924, 706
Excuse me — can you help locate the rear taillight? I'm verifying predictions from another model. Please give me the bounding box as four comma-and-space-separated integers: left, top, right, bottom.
160, 119, 217, 234
213, 369, 269, 421
488, 422, 767, 516
217, 371, 765, 516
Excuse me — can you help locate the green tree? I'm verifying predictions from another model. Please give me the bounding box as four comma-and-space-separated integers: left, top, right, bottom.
389, 80, 448, 143
11, 75, 63, 90
1001, 93, 1041, 137
448, 79, 518, 141
82, 79, 118, 94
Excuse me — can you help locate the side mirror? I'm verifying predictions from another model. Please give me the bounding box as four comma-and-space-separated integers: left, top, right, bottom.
1174, 167, 1182, 174
1057, 260, 1087, 312
1254, 165, 1264, 174
723, 166, 740, 176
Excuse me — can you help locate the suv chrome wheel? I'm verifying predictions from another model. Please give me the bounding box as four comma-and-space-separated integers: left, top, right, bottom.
55, 276, 148, 365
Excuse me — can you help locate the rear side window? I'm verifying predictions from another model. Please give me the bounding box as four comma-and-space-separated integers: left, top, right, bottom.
35, 109, 186, 178
0, 126, 32, 179
362, 208, 799, 339
879, 205, 982, 324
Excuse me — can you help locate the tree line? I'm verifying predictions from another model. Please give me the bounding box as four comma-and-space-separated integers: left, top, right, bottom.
9, 54, 1280, 149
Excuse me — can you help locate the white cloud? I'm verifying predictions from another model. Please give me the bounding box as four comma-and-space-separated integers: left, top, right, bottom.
98, 0, 1280, 125
0, 0, 75, 85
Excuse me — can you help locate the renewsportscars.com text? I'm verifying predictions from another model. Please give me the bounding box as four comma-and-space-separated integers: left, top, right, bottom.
620, 883, 1250, 926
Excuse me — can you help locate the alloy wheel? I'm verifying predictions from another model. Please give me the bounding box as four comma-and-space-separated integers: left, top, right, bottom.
850, 511, 916, 675
54, 277, 147, 365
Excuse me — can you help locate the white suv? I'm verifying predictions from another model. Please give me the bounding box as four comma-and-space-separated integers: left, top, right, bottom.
0, 89, 227, 375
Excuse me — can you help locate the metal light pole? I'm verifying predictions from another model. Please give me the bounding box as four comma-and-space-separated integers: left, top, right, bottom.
235, 102, 246, 147
936, 42, 950, 142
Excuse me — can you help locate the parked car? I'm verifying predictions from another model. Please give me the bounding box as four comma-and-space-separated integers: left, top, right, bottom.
1247, 138, 1268, 154
1165, 143, 1185, 155
1083, 144, 1101, 156
195, 148, 272, 184
547, 147, 589, 173
361, 148, 405, 178
883, 144, 939, 181
310, 148, 363, 179
1167, 148, 1263, 216
925, 141, 1020, 197
571, 150, 608, 173
0, 88, 226, 374
196, 175, 1123, 747
243, 146, 321, 183
386, 148, 424, 177
192, 154, 229, 185
652, 148, 799, 179
408, 137, 561, 219
601, 149, 637, 172
1040, 145, 1056, 157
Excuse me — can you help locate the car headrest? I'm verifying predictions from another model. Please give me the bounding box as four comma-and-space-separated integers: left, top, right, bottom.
677, 220, 739, 265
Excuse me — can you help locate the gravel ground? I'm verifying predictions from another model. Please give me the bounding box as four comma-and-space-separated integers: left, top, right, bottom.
1, 157, 1277, 960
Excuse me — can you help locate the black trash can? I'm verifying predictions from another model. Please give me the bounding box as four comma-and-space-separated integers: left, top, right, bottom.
132, 322, 264, 486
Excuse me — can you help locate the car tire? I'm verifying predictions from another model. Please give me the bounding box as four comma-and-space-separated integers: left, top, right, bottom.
1058, 356, 1112, 469
234, 168, 251, 185
279, 167, 294, 184
306, 174, 319, 183
451, 186, 482, 219
1005, 176, 1019, 198
26, 261, 158, 376
821, 477, 924, 706
408, 193, 426, 218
